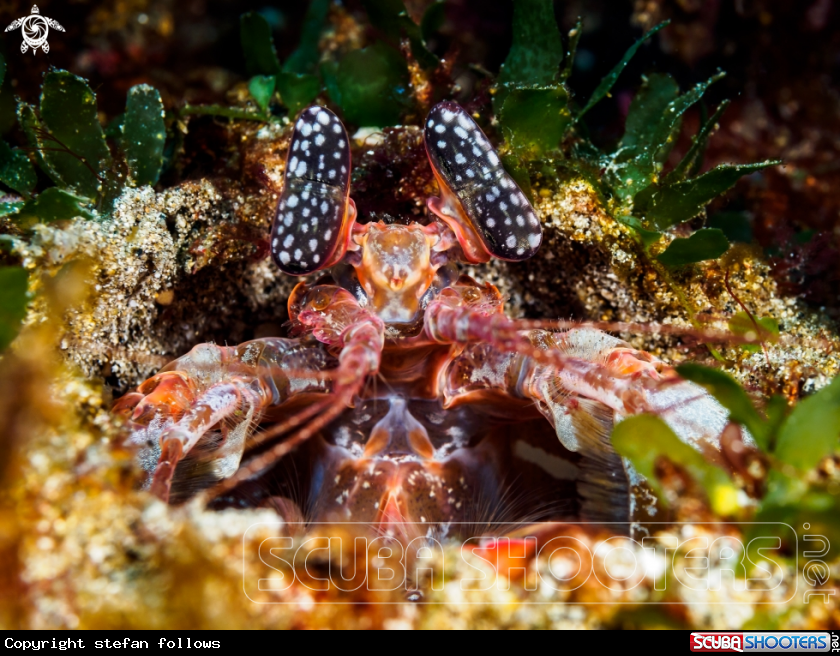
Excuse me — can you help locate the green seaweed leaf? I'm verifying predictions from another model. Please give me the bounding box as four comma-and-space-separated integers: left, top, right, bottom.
618, 74, 680, 162
612, 414, 741, 516
708, 210, 753, 243
326, 43, 410, 127
0, 266, 28, 351
0, 202, 23, 218
610, 73, 724, 203
283, 0, 330, 75
13, 187, 95, 226
0, 140, 36, 196
577, 21, 669, 120
497, 0, 564, 89
248, 75, 276, 114
499, 85, 572, 159
362, 0, 438, 70
656, 228, 729, 266
774, 376, 840, 472
665, 100, 730, 185
675, 363, 769, 450
728, 312, 779, 354
559, 18, 582, 81
421, 1, 446, 43
240, 12, 282, 76
635, 161, 779, 231
17, 102, 64, 187
122, 84, 166, 187
39, 70, 111, 200
276, 73, 321, 117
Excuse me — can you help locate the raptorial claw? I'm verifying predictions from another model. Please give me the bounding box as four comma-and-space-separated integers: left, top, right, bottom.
424, 101, 542, 262
271, 105, 357, 276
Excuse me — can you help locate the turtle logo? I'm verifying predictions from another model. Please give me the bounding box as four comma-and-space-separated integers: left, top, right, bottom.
5, 5, 65, 54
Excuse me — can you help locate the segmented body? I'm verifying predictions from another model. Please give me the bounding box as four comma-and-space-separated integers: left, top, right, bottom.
115, 103, 738, 538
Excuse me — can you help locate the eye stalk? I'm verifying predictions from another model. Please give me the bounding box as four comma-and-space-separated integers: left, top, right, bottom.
271, 105, 357, 276
424, 101, 542, 263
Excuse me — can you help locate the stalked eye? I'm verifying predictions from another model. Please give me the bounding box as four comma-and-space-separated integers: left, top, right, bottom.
424, 101, 542, 263
271, 105, 357, 275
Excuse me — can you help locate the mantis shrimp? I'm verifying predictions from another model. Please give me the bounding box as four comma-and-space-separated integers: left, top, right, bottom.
114, 102, 742, 539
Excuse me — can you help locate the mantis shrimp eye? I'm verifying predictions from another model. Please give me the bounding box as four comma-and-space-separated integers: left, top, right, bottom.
271, 105, 357, 276
424, 101, 542, 262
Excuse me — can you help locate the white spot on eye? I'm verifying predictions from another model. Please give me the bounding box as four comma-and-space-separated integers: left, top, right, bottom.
301, 140, 310, 151
289, 156, 298, 171
465, 168, 475, 178
319, 161, 325, 170
311, 218, 318, 227
283, 234, 294, 248
293, 141, 299, 152
295, 161, 307, 176
313, 254, 320, 263
338, 139, 346, 148
486, 218, 496, 227
499, 201, 507, 210
333, 151, 341, 159
328, 169, 336, 179
279, 251, 290, 265
301, 223, 309, 233
505, 217, 512, 225
457, 113, 472, 129
341, 165, 347, 173
321, 201, 329, 214
437, 141, 446, 149
294, 249, 302, 259
284, 213, 293, 226
312, 123, 321, 132
506, 235, 516, 248
516, 215, 524, 226
317, 111, 330, 125
300, 260, 308, 267
529, 214, 539, 227
272, 238, 278, 247
486, 193, 495, 202
435, 124, 446, 134
300, 122, 312, 137
501, 178, 513, 189
427, 119, 435, 128
302, 207, 310, 217
528, 233, 541, 248
510, 193, 521, 206
488, 151, 500, 166
324, 229, 333, 240
516, 248, 525, 256
309, 238, 318, 251
287, 195, 299, 208
441, 109, 456, 122
332, 123, 341, 134
455, 152, 467, 164
297, 119, 306, 129
311, 198, 317, 206
315, 134, 325, 146
472, 145, 482, 157
309, 107, 320, 114
455, 174, 462, 182
454, 126, 468, 140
